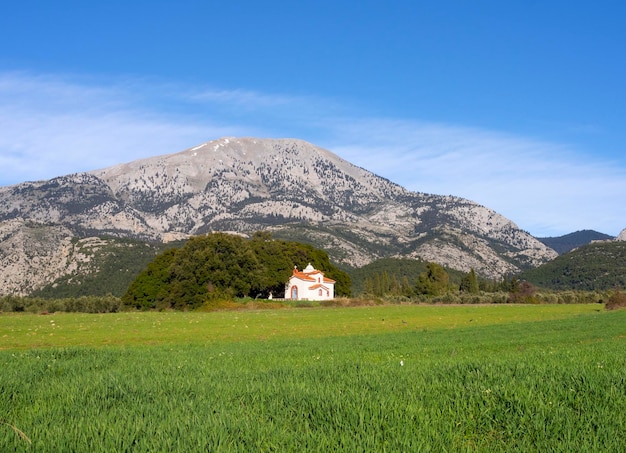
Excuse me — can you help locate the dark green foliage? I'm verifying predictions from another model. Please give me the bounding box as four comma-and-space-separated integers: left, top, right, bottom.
537, 229, 613, 254
122, 232, 351, 310
351, 258, 425, 297
415, 262, 450, 296
362, 270, 412, 298
349, 258, 465, 296
459, 268, 479, 293
250, 231, 350, 299
122, 249, 180, 310
519, 241, 626, 291
0, 295, 121, 313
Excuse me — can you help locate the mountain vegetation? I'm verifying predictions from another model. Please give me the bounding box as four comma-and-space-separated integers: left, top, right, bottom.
121, 232, 351, 310
348, 258, 463, 297
8, 137, 621, 302
414, 262, 451, 296
30, 238, 179, 299
537, 230, 613, 254
349, 257, 516, 298
348, 258, 431, 296
0, 137, 558, 297
0, 218, 183, 297
519, 241, 626, 291
459, 268, 480, 294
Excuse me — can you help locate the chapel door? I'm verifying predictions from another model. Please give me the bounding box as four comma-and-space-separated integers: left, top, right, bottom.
291, 286, 298, 299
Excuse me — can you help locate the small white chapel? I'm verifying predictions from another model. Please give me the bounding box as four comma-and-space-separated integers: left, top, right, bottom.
285, 263, 335, 301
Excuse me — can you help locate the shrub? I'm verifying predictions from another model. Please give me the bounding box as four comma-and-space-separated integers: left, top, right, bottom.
508, 281, 539, 304
606, 289, 626, 310
197, 299, 242, 312
0, 295, 121, 313
0, 296, 26, 312
295, 301, 315, 308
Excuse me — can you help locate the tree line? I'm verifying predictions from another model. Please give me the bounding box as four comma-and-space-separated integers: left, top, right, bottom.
360, 262, 543, 299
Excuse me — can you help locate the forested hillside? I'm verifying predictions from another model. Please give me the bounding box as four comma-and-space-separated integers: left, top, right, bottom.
537, 230, 613, 254
519, 241, 626, 291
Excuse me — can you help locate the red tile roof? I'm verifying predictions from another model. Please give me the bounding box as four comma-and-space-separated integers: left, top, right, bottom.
290, 271, 316, 282
310, 284, 334, 292
290, 265, 336, 284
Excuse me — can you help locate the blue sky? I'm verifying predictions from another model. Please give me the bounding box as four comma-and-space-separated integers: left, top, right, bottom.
1, 1, 625, 237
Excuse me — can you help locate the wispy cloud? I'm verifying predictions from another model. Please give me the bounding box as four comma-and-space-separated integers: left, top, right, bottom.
0, 72, 243, 180
0, 71, 624, 237
325, 118, 626, 236
187, 88, 299, 108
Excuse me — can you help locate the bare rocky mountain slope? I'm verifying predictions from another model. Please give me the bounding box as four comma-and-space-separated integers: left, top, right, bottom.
0, 137, 557, 295
0, 218, 160, 296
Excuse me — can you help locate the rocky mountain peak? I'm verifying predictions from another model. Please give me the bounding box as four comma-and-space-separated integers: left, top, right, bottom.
0, 137, 558, 295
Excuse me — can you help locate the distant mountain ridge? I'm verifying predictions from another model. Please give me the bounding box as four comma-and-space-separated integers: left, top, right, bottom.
537, 230, 614, 255
0, 137, 558, 296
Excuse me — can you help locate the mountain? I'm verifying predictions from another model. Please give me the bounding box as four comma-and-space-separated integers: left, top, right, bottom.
519, 241, 626, 291
0, 218, 172, 297
537, 230, 614, 254
0, 137, 557, 296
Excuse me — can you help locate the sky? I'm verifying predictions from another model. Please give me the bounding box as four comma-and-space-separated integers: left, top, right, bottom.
1, 1, 625, 237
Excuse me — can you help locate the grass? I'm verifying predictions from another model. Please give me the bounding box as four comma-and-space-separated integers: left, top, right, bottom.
0, 303, 601, 349
1, 304, 625, 451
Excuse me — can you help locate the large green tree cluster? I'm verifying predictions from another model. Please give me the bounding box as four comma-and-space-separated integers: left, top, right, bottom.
122, 232, 351, 310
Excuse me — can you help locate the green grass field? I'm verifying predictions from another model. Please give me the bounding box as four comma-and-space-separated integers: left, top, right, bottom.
1, 304, 625, 451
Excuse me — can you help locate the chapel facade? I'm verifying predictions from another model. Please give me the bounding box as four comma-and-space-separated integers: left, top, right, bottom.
285, 263, 335, 301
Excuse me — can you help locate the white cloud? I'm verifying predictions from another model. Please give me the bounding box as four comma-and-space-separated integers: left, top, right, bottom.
324, 119, 626, 236
0, 71, 624, 237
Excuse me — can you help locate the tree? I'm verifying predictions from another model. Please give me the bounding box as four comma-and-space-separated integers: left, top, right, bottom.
122, 232, 351, 310
508, 280, 537, 304
363, 277, 374, 296
415, 262, 450, 296
122, 248, 178, 310
373, 273, 382, 297
401, 276, 414, 297
459, 268, 479, 294
390, 274, 400, 296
